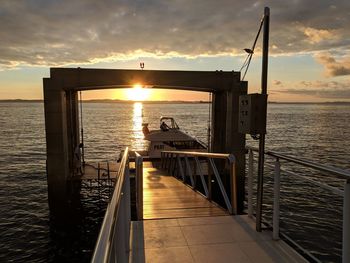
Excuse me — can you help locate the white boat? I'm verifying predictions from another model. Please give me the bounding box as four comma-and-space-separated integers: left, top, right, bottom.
142, 117, 207, 158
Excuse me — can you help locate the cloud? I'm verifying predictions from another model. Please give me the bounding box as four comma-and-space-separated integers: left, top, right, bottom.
301, 27, 339, 44
274, 80, 350, 99
273, 80, 282, 86
315, 53, 350, 76
1, 0, 350, 69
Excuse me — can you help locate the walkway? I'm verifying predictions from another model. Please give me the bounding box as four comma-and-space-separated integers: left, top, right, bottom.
130, 163, 306, 263
143, 163, 226, 219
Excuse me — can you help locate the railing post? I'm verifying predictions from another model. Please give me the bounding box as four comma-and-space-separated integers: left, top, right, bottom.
124, 158, 131, 257
136, 153, 143, 221
343, 180, 350, 263
230, 161, 237, 215
248, 149, 254, 218
208, 158, 212, 201
167, 153, 173, 174
273, 157, 280, 240
194, 157, 209, 197
184, 157, 195, 187
164, 152, 169, 169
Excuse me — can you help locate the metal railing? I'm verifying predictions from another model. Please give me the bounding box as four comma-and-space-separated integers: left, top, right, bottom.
161, 150, 237, 214
91, 147, 131, 263
247, 146, 350, 263
135, 152, 143, 221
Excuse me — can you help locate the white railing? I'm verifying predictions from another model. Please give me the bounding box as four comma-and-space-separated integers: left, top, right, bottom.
247, 146, 350, 263
91, 147, 130, 263
161, 150, 237, 214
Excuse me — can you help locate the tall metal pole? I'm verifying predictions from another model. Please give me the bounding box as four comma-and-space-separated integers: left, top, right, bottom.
256, 6, 270, 232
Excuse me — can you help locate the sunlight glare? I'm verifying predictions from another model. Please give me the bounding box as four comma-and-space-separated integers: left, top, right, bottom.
126, 84, 151, 101
132, 102, 146, 150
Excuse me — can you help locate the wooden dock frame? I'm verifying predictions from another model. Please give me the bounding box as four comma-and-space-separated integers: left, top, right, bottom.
43, 68, 247, 221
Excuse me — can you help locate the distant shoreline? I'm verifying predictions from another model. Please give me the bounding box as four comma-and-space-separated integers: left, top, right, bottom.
1, 99, 350, 105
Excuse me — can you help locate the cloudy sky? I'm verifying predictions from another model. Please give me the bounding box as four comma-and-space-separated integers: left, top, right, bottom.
0, 0, 349, 101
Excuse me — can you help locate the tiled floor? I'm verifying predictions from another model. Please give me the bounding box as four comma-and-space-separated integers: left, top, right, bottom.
130, 215, 307, 263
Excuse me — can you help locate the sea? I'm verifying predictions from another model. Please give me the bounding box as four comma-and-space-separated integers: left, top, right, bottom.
0, 102, 349, 262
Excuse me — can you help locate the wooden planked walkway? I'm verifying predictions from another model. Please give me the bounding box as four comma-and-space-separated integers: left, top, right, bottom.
142, 162, 227, 220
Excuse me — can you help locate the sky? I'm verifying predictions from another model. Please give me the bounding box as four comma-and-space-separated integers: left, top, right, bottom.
0, 0, 350, 102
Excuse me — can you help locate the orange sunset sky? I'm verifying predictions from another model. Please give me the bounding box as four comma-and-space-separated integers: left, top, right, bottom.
0, 1, 349, 102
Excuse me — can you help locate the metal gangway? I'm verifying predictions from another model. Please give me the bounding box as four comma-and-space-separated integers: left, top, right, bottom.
91, 147, 311, 263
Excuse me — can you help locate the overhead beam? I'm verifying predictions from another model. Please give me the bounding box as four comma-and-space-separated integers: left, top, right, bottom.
50, 68, 241, 92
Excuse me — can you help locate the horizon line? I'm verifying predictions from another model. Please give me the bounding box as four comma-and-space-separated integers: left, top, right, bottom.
1, 98, 350, 104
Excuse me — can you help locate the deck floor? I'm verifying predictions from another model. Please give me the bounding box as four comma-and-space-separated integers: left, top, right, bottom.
130, 215, 307, 263
143, 163, 227, 219
130, 163, 306, 262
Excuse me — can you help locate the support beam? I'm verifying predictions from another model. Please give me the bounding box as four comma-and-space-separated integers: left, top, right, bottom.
43, 78, 70, 221
226, 82, 248, 213
66, 90, 80, 177
50, 68, 240, 92
211, 91, 227, 153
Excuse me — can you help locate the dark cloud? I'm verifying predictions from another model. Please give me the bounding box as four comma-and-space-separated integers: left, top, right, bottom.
1, 0, 350, 68
315, 53, 350, 77
275, 80, 350, 99
273, 80, 282, 86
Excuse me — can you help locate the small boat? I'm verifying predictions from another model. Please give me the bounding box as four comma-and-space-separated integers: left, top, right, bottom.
142, 117, 207, 158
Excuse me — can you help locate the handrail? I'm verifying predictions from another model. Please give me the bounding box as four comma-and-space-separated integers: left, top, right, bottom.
161, 150, 237, 214
246, 146, 350, 180
246, 145, 350, 262
162, 150, 235, 162
135, 152, 143, 221
92, 147, 130, 263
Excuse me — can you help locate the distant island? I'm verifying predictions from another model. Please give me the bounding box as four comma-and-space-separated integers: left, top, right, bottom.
1, 99, 350, 105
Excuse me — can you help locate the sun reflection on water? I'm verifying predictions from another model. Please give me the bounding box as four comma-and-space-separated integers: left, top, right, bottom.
132, 102, 145, 150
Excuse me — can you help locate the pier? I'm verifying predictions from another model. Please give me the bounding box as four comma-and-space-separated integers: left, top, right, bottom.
92, 150, 307, 262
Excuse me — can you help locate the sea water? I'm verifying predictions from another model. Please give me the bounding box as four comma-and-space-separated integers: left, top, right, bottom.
0, 102, 349, 262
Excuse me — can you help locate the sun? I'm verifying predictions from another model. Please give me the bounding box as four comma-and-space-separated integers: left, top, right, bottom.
125, 84, 151, 101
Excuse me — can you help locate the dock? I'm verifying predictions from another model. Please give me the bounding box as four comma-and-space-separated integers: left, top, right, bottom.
129, 162, 306, 263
